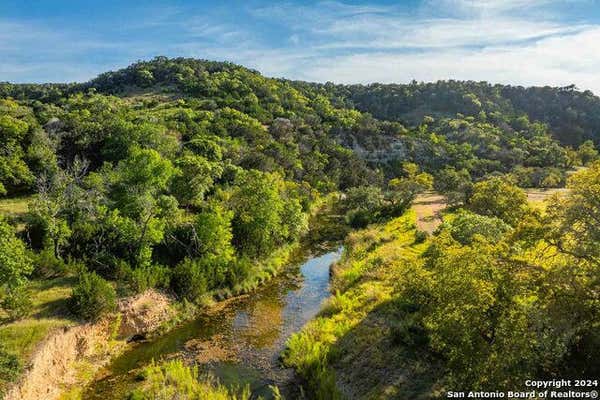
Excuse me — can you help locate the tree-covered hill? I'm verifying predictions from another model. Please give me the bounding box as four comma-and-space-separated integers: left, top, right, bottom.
309, 80, 600, 146
5, 57, 599, 198
0, 56, 598, 320
2, 57, 599, 398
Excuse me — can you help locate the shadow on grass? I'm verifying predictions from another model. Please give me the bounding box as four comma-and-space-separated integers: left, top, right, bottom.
322, 299, 445, 400
31, 297, 72, 319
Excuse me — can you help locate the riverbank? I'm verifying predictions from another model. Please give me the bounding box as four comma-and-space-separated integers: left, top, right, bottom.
283, 211, 444, 399
3, 289, 175, 400
83, 247, 343, 400
1, 241, 302, 400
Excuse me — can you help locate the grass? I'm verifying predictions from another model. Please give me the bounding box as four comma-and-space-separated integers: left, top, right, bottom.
0, 195, 31, 217
128, 359, 263, 400
213, 242, 300, 300
283, 211, 441, 399
0, 276, 76, 390
0, 195, 32, 231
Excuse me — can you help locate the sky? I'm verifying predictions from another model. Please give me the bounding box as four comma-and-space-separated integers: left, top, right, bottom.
1, 0, 600, 93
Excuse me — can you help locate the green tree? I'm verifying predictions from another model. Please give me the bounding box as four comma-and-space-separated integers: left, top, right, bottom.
547, 161, 600, 266
0, 109, 35, 195
69, 270, 116, 321
28, 173, 72, 258
171, 153, 222, 207
386, 163, 433, 216
577, 140, 598, 165
342, 186, 384, 228
228, 170, 284, 258
108, 147, 178, 266
0, 217, 33, 319
468, 177, 528, 225
192, 203, 234, 262
447, 210, 511, 245
434, 167, 472, 206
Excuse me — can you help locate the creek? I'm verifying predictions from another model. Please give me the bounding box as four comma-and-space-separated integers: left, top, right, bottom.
84, 246, 343, 399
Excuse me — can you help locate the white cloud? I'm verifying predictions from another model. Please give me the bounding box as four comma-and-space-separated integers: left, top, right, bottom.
291, 26, 600, 94
1, 0, 598, 95
237, 0, 600, 94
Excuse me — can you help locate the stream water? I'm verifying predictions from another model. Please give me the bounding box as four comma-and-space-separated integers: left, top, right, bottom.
84, 246, 343, 399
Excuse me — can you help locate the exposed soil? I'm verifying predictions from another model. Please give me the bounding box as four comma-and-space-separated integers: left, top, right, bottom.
3, 290, 174, 400
412, 192, 447, 234
525, 188, 569, 203
118, 290, 174, 340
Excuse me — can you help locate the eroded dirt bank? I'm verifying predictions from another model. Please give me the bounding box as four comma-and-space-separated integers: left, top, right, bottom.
4, 290, 174, 400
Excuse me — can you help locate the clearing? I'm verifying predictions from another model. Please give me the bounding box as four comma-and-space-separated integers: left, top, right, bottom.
412, 192, 446, 234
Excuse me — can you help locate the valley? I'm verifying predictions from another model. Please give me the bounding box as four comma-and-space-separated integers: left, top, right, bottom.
1, 57, 599, 399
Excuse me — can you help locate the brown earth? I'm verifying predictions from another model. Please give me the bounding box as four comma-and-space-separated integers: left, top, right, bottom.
117, 289, 174, 340
4, 290, 174, 400
525, 188, 569, 203
412, 192, 447, 234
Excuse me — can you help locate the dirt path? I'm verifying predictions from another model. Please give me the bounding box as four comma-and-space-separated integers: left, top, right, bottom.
412, 192, 447, 234
524, 188, 569, 203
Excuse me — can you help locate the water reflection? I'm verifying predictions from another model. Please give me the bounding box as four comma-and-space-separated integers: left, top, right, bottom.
85, 248, 342, 399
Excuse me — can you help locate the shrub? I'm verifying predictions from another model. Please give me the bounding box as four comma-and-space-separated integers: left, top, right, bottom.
225, 257, 252, 288
414, 230, 428, 244
0, 344, 21, 388
342, 186, 384, 228
70, 271, 117, 321
171, 259, 208, 303
1, 286, 32, 320
0, 216, 33, 319
31, 249, 70, 279
117, 262, 170, 295
468, 177, 528, 226
448, 210, 511, 245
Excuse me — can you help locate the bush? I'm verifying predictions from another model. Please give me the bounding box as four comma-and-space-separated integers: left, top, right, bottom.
70, 271, 117, 321
468, 177, 528, 226
1, 286, 31, 320
31, 249, 71, 279
226, 257, 252, 288
171, 259, 208, 303
0, 216, 33, 320
342, 186, 384, 228
448, 210, 511, 245
0, 344, 21, 387
414, 230, 428, 244
117, 262, 170, 295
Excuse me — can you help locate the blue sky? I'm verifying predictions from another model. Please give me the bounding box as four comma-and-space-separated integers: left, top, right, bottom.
2, 0, 600, 93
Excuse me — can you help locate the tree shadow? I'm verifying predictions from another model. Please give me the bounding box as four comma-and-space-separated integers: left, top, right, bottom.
325, 299, 445, 399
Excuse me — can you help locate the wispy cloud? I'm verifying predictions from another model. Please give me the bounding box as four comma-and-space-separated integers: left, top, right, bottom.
1, 0, 598, 94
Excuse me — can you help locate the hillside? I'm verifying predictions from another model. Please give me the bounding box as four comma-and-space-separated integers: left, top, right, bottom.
1, 57, 599, 399
308, 80, 600, 146
2, 57, 598, 200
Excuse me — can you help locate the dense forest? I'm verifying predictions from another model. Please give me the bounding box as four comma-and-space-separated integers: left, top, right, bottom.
1, 57, 599, 399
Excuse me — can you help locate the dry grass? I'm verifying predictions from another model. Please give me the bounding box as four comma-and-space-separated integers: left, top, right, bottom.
0, 277, 76, 364
0, 195, 32, 217
412, 192, 446, 234
525, 188, 569, 203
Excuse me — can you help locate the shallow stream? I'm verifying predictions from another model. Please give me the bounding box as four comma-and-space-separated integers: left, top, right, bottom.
84, 247, 343, 399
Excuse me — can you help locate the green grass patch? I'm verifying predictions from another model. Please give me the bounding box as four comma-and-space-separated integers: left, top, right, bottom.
0, 195, 31, 216
0, 276, 76, 388
0, 195, 32, 231
128, 359, 268, 400
283, 211, 441, 399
